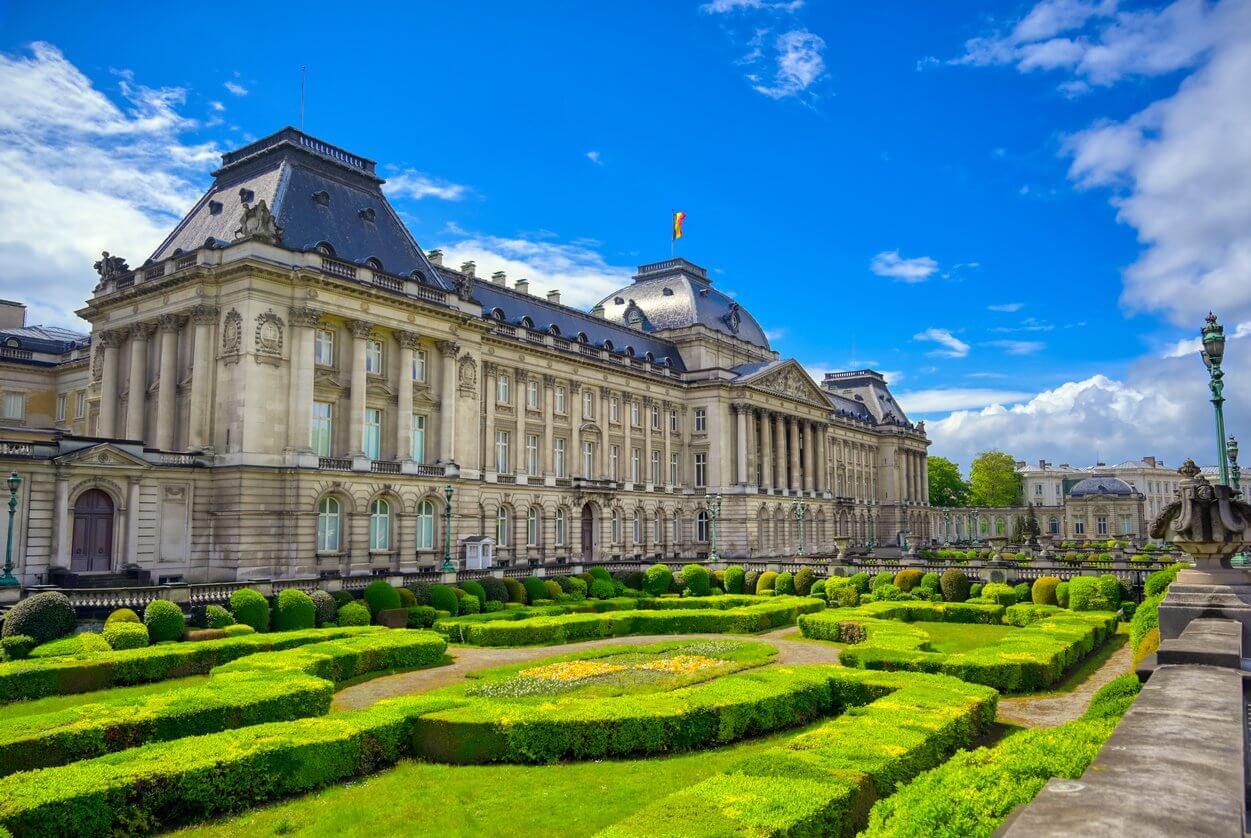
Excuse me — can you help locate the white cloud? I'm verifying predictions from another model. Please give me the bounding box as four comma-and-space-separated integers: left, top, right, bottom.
223, 80, 247, 96
764, 327, 787, 341
0, 42, 218, 329
897, 387, 1035, 414
988, 302, 1025, 312
585, 150, 602, 165
701, 0, 803, 13
870, 250, 940, 282
913, 328, 970, 358
751, 29, 826, 99
382, 169, 469, 201
208, 100, 224, 112
986, 339, 1046, 355
1162, 320, 1251, 358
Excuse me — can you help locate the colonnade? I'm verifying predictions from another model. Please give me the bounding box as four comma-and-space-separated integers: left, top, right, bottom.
737, 404, 827, 494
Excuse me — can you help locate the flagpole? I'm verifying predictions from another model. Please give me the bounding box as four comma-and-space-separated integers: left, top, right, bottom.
671, 209, 675, 259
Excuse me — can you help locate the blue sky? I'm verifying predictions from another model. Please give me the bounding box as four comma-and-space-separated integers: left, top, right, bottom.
1, 0, 1248, 471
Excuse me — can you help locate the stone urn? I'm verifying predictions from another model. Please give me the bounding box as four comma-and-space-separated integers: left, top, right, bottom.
1152, 460, 1251, 585
831, 536, 851, 560
987, 536, 1009, 562
1037, 533, 1054, 560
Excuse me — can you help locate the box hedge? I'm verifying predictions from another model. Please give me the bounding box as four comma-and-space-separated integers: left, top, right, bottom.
273, 589, 316, 631
102, 622, 149, 651
429, 584, 460, 617
1, 593, 76, 646
229, 588, 270, 632
143, 600, 186, 643
502, 577, 526, 604
364, 581, 402, 616
337, 602, 371, 626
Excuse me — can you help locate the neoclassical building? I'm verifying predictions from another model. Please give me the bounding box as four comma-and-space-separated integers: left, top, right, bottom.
0, 128, 931, 585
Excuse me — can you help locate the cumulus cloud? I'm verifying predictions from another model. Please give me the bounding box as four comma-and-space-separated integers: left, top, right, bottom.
913, 328, 971, 358
897, 387, 1035, 414
988, 302, 1025, 312
701, 0, 803, 13
986, 339, 1046, 355
585, 150, 602, 165
223, 80, 247, 96
870, 250, 940, 282
750, 30, 827, 99
382, 169, 469, 201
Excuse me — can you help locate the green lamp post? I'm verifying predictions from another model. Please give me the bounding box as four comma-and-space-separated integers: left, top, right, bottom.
792, 496, 807, 556
1, 471, 19, 587
1200, 313, 1231, 486
707, 493, 723, 563
1229, 435, 1242, 496
440, 483, 456, 572
866, 499, 876, 555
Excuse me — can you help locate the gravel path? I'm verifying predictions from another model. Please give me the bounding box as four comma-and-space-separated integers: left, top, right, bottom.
995, 638, 1132, 728
332, 628, 839, 712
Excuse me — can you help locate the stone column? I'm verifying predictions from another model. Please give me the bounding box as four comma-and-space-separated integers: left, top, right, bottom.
760, 410, 773, 490
643, 398, 654, 485
600, 389, 611, 479
774, 413, 787, 492
570, 383, 582, 478
542, 375, 555, 475
286, 308, 319, 454
662, 401, 673, 486
921, 453, 929, 504
678, 406, 689, 488
395, 331, 419, 461
346, 320, 373, 457
802, 421, 815, 493
125, 475, 142, 565
53, 471, 70, 566
124, 323, 154, 441
97, 328, 126, 438
622, 395, 633, 484
155, 315, 183, 450
187, 305, 219, 450
512, 369, 526, 475
788, 417, 801, 492
437, 340, 459, 464
815, 426, 827, 493
482, 362, 497, 473
735, 403, 749, 485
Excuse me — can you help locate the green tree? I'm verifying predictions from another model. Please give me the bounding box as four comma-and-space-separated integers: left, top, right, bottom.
927, 455, 970, 507
968, 451, 1022, 507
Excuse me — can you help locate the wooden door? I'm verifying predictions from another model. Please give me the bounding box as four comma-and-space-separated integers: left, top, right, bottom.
580, 504, 594, 562
71, 489, 114, 572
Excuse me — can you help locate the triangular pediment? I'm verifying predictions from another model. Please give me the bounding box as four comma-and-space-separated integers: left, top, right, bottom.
740, 360, 829, 406
54, 443, 152, 469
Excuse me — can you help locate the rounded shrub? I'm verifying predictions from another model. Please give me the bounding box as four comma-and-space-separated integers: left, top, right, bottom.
1068, 577, 1115, 611
310, 590, 338, 626
589, 578, 615, 600
330, 590, 356, 609
981, 583, 1018, 606
756, 571, 779, 594
460, 580, 488, 608
849, 572, 870, 594
793, 566, 816, 596
460, 595, 481, 614
408, 582, 434, 606
724, 566, 745, 594
774, 572, 795, 596
811, 579, 827, 597
544, 580, 563, 600
1, 634, 36, 660
681, 564, 712, 596
743, 570, 761, 596
479, 576, 508, 603
274, 589, 316, 631
1013, 582, 1031, 603
364, 580, 402, 616
1031, 576, 1061, 606
836, 584, 861, 608
104, 608, 140, 626
644, 563, 673, 596
223, 623, 256, 637
871, 572, 894, 592
940, 569, 971, 602
920, 571, 939, 590
204, 604, 235, 629
229, 588, 270, 632
430, 584, 460, 616
893, 569, 924, 592
337, 601, 371, 626
567, 577, 587, 599
397, 587, 417, 607
1145, 566, 1179, 598
669, 570, 686, 594
1055, 581, 1070, 608
874, 583, 911, 601
502, 577, 526, 604
588, 566, 613, 583
523, 576, 549, 604
143, 600, 186, 643
103, 621, 150, 650
2, 591, 76, 645
969, 582, 984, 599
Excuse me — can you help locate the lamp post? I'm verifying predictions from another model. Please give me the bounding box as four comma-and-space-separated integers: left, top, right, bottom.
1200, 313, 1231, 486
792, 497, 807, 556
1230, 435, 1242, 496
707, 492, 723, 563
0, 471, 19, 587
440, 483, 455, 572
866, 500, 876, 555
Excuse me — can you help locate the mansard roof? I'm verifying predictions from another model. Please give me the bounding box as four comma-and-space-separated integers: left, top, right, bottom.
820, 369, 916, 429
0, 324, 89, 354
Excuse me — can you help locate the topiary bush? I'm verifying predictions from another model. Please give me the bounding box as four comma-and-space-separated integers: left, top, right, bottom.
682, 564, 711, 596
969, 582, 984, 599
502, 577, 526, 604
223, 624, 256, 637
205, 604, 235, 629
336, 602, 370, 626
793, 566, 816, 596
1145, 565, 1181, 598
397, 587, 417, 607
590, 578, 615, 600
311, 590, 337, 627
588, 566, 613, 583
364, 581, 402, 616
724, 566, 745, 594
893, 569, 924, 592
229, 588, 271, 632
774, 571, 795, 596
274, 589, 316, 631
755, 571, 779, 594
407, 582, 433, 606
460, 580, 488, 608
459, 595, 481, 615
567, 577, 587, 600
330, 590, 356, 609
2, 592, 76, 645
1055, 581, 1070, 608
980, 583, 1018, 607
1069, 577, 1115, 612
103, 621, 150, 650
544, 580, 563, 601
105, 608, 140, 626
143, 600, 186, 643
940, 569, 970, 603
2, 634, 38, 659
523, 577, 549, 604
430, 584, 460, 616
1013, 582, 1031, 603
644, 563, 673, 596
871, 572, 894, 592
1032, 576, 1062, 606
478, 576, 507, 603
743, 570, 760, 597
849, 572, 870, 594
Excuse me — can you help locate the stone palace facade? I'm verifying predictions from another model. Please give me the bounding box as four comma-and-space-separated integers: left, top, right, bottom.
0, 128, 932, 585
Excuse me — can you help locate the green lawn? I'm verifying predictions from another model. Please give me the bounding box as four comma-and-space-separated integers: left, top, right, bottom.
174, 725, 807, 837
0, 675, 211, 722
920, 622, 1017, 653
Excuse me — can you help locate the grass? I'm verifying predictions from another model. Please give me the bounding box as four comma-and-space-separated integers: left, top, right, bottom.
920, 622, 1017, 653
173, 723, 808, 837
0, 675, 211, 722
1008, 623, 1130, 699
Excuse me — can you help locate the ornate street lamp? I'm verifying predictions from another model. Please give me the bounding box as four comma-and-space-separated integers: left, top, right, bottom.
1229, 435, 1242, 496
1200, 313, 1231, 486
866, 499, 876, 555
0, 471, 19, 587
440, 483, 455, 572
792, 497, 808, 556
707, 493, 723, 562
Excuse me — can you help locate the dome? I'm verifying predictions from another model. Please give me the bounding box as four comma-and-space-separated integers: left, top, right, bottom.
595, 259, 770, 349
1068, 476, 1135, 497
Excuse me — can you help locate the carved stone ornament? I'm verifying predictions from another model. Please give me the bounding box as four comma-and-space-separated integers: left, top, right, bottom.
1151, 458, 1251, 580
458, 354, 478, 388
221, 309, 243, 355
233, 199, 283, 244
723, 302, 742, 334
459, 271, 476, 300
395, 330, 421, 351
255, 309, 285, 357
755, 365, 820, 404
288, 306, 321, 329
93, 251, 130, 284
91, 345, 104, 381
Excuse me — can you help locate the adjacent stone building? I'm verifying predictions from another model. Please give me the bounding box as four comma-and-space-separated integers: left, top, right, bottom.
0, 128, 931, 585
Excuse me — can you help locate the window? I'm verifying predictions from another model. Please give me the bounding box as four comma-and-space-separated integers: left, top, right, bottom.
1034, 483, 1042, 496
2, 393, 24, 420
1049, 516, 1060, 535
611, 509, 621, 543
650, 405, 660, 429
554, 438, 566, 477
694, 452, 707, 488
1074, 519, 1085, 535
694, 408, 706, 432
1097, 515, 1108, 535
1120, 515, 1132, 535
369, 498, 391, 550
412, 349, 427, 382
312, 401, 333, 456
555, 507, 567, 545
582, 441, 594, 478
631, 447, 640, 482
526, 507, 538, 547
526, 380, 540, 409
672, 514, 681, 544
526, 434, 539, 476
75, 391, 86, 419
412, 415, 426, 463
632, 509, 642, 544
650, 450, 660, 484
363, 408, 382, 460
314, 329, 335, 366
317, 497, 341, 552
496, 372, 510, 404
56, 393, 67, 422
365, 339, 383, 375
653, 512, 662, 544
555, 386, 566, 413
583, 390, 594, 418
496, 507, 511, 546
416, 500, 435, 549
670, 453, 679, 485
495, 430, 510, 473
669, 409, 678, 432
609, 397, 619, 423
630, 401, 640, 427
609, 445, 619, 480
696, 510, 709, 543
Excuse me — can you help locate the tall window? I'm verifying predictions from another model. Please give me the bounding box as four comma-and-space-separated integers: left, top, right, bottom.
694, 452, 707, 488
526, 507, 538, 547
583, 390, 594, 418
496, 507, 511, 546
609, 445, 619, 480
555, 385, 566, 413
2, 393, 24, 420
1120, 515, 1132, 535
669, 409, 678, 432
582, 441, 594, 478
311, 401, 333, 456
526, 434, 539, 476
554, 438, 566, 477
555, 507, 566, 545
527, 380, 540, 409
632, 509, 642, 544
631, 447, 640, 482
650, 451, 661, 484
694, 408, 706, 432
314, 329, 335, 366
56, 393, 67, 422
75, 391, 86, 419
609, 397, 619, 423
670, 453, 679, 485
496, 372, 510, 404
650, 405, 660, 429
416, 499, 435, 549
363, 408, 382, 459
630, 401, 640, 427
412, 349, 427, 382
495, 430, 510, 473
1097, 515, 1108, 535
412, 415, 426, 463
317, 497, 341, 552
1049, 517, 1060, 535
365, 339, 383, 375
1034, 483, 1042, 496
696, 510, 709, 542
369, 498, 391, 550
611, 509, 621, 543
1074, 519, 1085, 535
653, 512, 662, 544
672, 514, 681, 545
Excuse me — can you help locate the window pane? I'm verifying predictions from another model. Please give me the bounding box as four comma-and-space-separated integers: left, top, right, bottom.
366, 340, 382, 374
417, 500, 434, 549
315, 330, 334, 366
413, 350, 427, 382
363, 408, 382, 459
412, 415, 426, 463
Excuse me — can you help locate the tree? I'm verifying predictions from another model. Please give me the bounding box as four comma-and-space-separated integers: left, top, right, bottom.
968, 451, 1022, 508
927, 456, 970, 507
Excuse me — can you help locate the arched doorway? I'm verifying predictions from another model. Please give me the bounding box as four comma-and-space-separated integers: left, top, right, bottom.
580, 503, 597, 562
71, 489, 114, 572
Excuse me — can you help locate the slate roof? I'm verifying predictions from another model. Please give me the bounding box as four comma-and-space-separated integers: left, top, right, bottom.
820, 370, 913, 428
1069, 476, 1137, 497
0, 324, 89, 354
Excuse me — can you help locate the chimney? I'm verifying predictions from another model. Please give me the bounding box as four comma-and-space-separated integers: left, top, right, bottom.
1038, 459, 1046, 469
515, 278, 530, 295
1060, 463, 1070, 469
426, 249, 443, 266
591, 303, 605, 318
546, 290, 561, 305
0, 300, 26, 330
491, 270, 507, 286
1144, 455, 1156, 467
460, 261, 475, 278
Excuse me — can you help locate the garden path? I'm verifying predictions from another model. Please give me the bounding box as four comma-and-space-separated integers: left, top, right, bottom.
995, 638, 1132, 728
331, 630, 840, 712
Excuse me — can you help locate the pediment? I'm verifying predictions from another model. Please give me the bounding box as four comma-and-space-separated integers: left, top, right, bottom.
314, 368, 346, 389
54, 443, 152, 469
741, 360, 829, 406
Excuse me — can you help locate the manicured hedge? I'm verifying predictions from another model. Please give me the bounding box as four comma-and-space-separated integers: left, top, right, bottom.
143, 600, 186, 643
274, 589, 316, 631
102, 623, 148, 651
229, 588, 270, 632
364, 580, 402, 616
940, 569, 970, 602
1, 593, 76, 646
1031, 576, 1061, 606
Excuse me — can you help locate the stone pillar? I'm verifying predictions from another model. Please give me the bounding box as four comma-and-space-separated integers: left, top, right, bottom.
760, 410, 773, 490
774, 413, 787, 492
662, 400, 673, 487
53, 471, 70, 567
187, 305, 219, 450
802, 421, 815, 493
438, 340, 459, 464
542, 375, 555, 475
286, 308, 319, 454
921, 453, 929, 505
154, 315, 183, 450
815, 426, 827, 493
515, 369, 527, 475
622, 395, 633, 483
483, 362, 497, 473
600, 389, 611, 479
679, 406, 689, 488
125, 475, 142, 565
97, 328, 125, 438
643, 397, 654, 485
345, 320, 373, 457
788, 417, 801, 492
125, 323, 154, 441
735, 403, 749, 485
570, 383, 582, 478
395, 331, 419, 461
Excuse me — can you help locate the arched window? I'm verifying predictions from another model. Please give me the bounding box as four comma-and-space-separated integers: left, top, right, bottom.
611, 509, 622, 544
417, 500, 436, 550
520, 316, 534, 329
672, 513, 681, 545
555, 507, 566, 546
653, 511, 663, 544
1048, 516, 1060, 535
491, 308, 506, 321
365, 257, 384, 272
603, 339, 614, 352
548, 324, 561, 336
317, 497, 341, 552
315, 241, 335, 256
526, 506, 539, 547
497, 507, 511, 547
369, 498, 390, 550
632, 509, 642, 544
994, 516, 1006, 535
576, 332, 588, 343
696, 510, 709, 543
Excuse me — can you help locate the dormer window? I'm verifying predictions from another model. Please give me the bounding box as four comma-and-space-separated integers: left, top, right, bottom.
359, 207, 376, 222
315, 242, 335, 257
208, 200, 223, 215
410, 270, 426, 283
548, 325, 561, 336
603, 339, 614, 352
520, 316, 534, 329
365, 258, 383, 272
239, 188, 255, 204
576, 332, 588, 343
491, 308, 506, 321
312, 190, 330, 206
